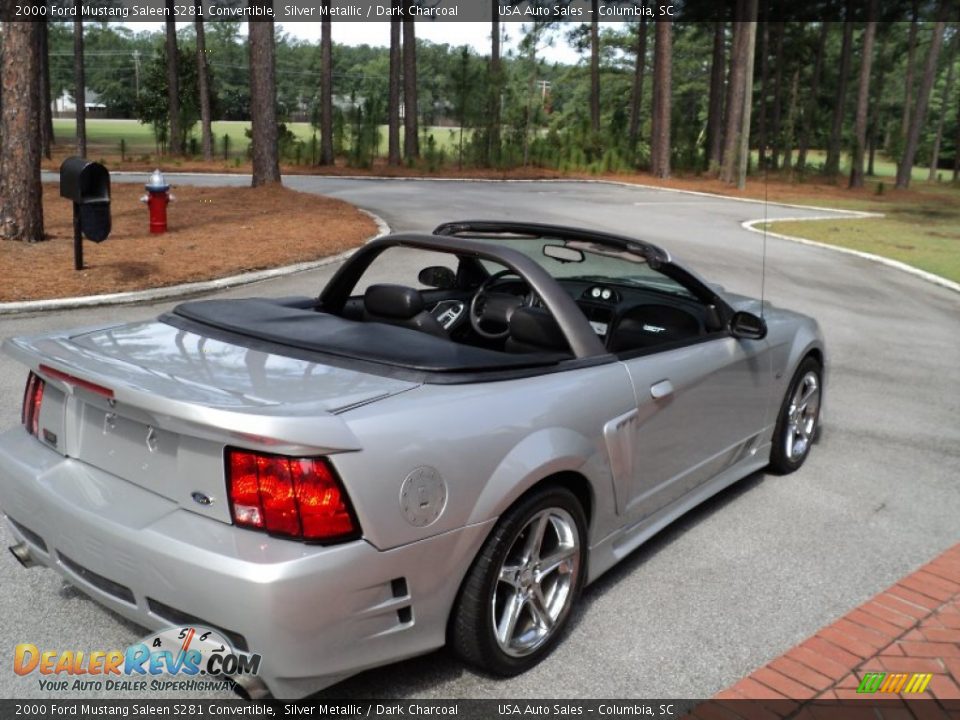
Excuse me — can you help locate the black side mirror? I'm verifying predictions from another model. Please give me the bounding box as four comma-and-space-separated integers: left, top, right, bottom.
418, 266, 456, 289
729, 311, 767, 340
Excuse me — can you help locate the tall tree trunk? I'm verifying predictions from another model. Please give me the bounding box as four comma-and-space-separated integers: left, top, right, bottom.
901, 0, 919, 140
249, 14, 281, 186
796, 21, 828, 172
825, 6, 853, 178
896, 0, 949, 189
720, 18, 747, 182
706, 21, 725, 172
320, 9, 334, 165
867, 31, 889, 177
165, 8, 182, 155
628, 16, 648, 155
74, 16, 86, 157
521, 25, 540, 168
403, 19, 419, 162
783, 67, 799, 171
954, 73, 960, 182
756, 22, 769, 170
737, 12, 757, 189
650, 21, 672, 179
849, 5, 877, 189
589, 0, 600, 134
195, 10, 213, 161
770, 22, 785, 169
489, 5, 501, 166
927, 36, 956, 181
387, 18, 401, 166
38, 20, 53, 159
0, 21, 44, 242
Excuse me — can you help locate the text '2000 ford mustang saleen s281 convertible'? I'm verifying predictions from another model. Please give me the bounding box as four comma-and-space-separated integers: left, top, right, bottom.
0, 221, 824, 698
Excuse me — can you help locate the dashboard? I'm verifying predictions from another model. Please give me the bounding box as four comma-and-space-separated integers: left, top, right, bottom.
521, 278, 712, 349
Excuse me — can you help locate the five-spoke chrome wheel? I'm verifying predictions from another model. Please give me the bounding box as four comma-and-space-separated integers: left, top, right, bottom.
769, 356, 823, 474
785, 370, 820, 462
450, 486, 587, 676
492, 508, 580, 657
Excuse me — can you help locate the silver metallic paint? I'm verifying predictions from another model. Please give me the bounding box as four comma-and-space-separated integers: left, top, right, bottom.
0, 250, 824, 698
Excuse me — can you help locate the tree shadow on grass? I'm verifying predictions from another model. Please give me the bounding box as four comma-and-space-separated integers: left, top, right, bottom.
890, 205, 960, 222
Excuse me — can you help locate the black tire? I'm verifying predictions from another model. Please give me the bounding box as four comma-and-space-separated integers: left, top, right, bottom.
769, 356, 823, 475
450, 485, 587, 676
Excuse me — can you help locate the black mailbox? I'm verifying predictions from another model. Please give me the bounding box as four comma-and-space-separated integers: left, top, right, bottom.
60, 157, 111, 243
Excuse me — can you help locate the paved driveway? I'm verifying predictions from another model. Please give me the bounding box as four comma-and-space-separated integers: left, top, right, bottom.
2, 177, 958, 699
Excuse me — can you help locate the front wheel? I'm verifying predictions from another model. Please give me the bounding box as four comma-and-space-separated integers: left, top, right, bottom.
769, 356, 822, 474
450, 486, 587, 676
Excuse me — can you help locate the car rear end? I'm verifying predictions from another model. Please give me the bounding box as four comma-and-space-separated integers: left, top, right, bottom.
0, 323, 488, 698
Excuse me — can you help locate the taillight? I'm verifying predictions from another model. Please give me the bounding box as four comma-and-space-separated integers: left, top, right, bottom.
21, 372, 45, 437
226, 448, 360, 543
38, 364, 113, 399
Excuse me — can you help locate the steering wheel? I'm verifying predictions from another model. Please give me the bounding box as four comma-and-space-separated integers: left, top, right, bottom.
469, 270, 530, 340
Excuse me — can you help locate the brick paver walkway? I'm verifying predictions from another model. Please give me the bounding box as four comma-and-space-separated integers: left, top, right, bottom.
692, 543, 960, 718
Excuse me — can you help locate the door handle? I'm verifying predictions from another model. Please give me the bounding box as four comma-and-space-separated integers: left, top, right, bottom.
650, 379, 674, 400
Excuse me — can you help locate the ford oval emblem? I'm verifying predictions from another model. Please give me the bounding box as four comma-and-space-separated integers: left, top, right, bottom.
191, 491, 213, 506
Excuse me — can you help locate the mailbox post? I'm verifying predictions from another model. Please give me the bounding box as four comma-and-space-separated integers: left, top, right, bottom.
59, 157, 111, 270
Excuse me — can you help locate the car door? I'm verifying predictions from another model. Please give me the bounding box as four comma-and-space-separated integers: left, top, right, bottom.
607, 333, 771, 522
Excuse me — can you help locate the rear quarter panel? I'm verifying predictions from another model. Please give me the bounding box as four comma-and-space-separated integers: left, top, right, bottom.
332, 362, 637, 552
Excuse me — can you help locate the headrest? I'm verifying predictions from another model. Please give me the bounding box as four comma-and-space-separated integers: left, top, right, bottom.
363, 284, 424, 319
508, 307, 569, 352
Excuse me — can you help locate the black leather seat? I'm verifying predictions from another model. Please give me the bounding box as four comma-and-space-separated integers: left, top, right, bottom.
362, 284, 447, 338
505, 307, 571, 354
607, 304, 702, 353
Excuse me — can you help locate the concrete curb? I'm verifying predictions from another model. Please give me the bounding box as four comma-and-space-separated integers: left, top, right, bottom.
21, 172, 958, 312
100, 170, 885, 217
742, 217, 960, 296
0, 209, 391, 316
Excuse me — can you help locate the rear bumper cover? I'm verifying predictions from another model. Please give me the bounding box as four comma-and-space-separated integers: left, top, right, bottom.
0, 427, 492, 698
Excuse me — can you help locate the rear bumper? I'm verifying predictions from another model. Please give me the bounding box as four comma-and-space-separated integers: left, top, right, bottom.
0, 427, 492, 698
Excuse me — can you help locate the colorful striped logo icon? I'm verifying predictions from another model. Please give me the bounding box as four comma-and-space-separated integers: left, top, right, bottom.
856, 672, 933, 694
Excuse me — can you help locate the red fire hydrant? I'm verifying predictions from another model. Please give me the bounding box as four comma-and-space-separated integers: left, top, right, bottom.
140, 169, 174, 234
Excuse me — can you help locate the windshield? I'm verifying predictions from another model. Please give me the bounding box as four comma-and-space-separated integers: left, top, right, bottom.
469, 235, 694, 299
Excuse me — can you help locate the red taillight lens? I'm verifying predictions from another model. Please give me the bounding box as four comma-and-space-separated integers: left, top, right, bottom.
38, 364, 113, 399
21, 372, 45, 437
226, 448, 360, 543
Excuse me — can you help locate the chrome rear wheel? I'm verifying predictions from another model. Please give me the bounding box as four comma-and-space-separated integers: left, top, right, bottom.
450, 486, 587, 676
493, 507, 580, 658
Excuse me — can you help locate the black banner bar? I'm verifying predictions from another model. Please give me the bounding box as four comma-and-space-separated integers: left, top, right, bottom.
1, 0, 907, 23
1, 699, 954, 720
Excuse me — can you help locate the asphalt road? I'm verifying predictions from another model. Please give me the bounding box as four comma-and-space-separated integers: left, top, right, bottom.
2, 177, 959, 700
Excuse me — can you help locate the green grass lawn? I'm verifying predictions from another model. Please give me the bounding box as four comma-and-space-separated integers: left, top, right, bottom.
752, 148, 938, 183
52, 118, 467, 158
766, 185, 960, 284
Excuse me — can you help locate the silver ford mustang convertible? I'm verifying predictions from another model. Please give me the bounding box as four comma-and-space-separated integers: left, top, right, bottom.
0, 221, 824, 698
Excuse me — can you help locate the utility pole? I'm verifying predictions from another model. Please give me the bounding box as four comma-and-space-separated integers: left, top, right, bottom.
537, 80, 550, 105
132, 50, 141, 98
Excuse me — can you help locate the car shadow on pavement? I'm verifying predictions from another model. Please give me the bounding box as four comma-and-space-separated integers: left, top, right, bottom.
309, 469, 771, 700
577, 469, 768, 605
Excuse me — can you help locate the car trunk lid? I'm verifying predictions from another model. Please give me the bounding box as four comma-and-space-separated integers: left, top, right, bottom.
4, 321, 419, 525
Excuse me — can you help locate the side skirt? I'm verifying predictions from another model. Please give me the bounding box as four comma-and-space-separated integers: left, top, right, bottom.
585, 447, 771, 585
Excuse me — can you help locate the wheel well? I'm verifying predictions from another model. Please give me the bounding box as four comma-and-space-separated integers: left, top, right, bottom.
445, 469, 595, 643
804, 348, 824, 368
528, 471, 594, 529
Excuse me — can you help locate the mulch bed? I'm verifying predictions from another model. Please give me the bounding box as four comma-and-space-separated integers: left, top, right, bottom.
1, 182, 376, 302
